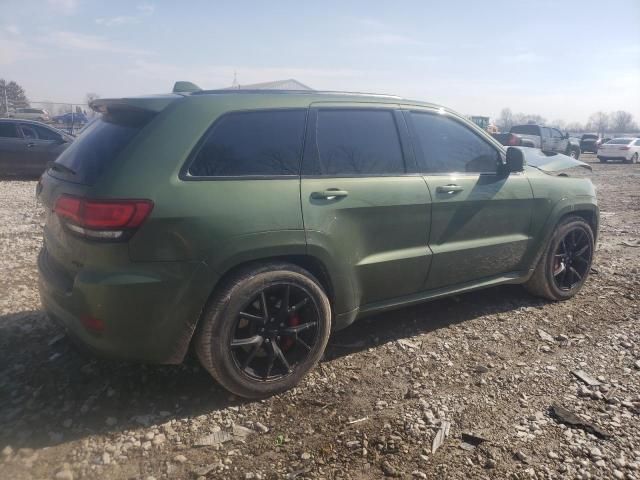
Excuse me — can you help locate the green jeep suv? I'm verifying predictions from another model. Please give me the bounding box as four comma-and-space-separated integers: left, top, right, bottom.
37, 87, 598, 398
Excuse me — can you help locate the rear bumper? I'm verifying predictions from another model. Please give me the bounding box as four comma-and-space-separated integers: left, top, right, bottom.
597, 155, 630, 161
38, 247, 217, 364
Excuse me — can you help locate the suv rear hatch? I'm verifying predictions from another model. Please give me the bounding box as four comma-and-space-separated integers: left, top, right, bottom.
38, 95, 178, 293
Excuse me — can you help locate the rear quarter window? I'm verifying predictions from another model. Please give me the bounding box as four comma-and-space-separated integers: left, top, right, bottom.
187, 109, 307, 177
51, 111, 152, 184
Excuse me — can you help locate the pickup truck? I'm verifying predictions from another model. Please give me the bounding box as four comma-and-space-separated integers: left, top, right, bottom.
510, 124, 581, 159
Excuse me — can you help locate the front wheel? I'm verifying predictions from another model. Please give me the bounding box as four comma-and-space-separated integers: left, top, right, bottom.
567, 148, 579, 159
195, 263, 331, 399
525, 216, 594, 301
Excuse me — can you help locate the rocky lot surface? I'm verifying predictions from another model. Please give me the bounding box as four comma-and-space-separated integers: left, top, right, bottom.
1, 154, 639, 480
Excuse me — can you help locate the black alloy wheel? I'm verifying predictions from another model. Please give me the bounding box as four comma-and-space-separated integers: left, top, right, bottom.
230, 283, 319, 381
551, 227, 592, 291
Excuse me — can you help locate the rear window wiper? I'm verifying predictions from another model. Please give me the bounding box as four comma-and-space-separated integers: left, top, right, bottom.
47, 161, 76, 176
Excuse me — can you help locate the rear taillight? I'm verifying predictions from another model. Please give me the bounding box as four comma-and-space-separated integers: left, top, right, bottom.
53, 195, 153, 240
620, 146, 630, 150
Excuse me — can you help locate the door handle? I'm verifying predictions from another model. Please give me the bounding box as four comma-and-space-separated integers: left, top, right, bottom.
311, 189, 349, 200
436, 184, 464, 194
26, 142, 35, 148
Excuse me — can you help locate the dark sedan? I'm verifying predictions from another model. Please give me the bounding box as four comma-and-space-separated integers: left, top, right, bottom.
0, 119, 73, 177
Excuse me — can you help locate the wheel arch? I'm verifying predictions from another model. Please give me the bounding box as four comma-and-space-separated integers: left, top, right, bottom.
182, 251, 356, 361
524, 200, 599, 279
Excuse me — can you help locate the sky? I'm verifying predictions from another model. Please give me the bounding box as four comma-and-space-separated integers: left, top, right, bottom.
1, 0, 639, 124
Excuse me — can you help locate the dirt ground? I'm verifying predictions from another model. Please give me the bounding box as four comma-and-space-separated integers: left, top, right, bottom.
1, 153, 639, 480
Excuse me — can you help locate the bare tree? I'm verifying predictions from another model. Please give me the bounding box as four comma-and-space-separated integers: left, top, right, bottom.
0, 79, 29, 116
610, 111, 634, 133
565, 122, 584, 132
497, 107, 514, 131
511, 112, 547, 126
587, 112, 608, 136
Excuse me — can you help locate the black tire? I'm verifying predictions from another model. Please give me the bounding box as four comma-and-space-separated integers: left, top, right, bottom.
598, 157, 607, 163
566, 148, 579, 160
525, 216, 594, 301
195, 262, 331, 399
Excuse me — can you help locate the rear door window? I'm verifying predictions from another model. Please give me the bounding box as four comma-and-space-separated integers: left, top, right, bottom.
0, 123, 19, 138
187, 109, 307, 177
409, 111, 499, 173
51, 110, 153, 184
305, 109, 405, 175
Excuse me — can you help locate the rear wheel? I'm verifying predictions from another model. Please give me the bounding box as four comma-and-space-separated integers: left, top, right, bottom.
525, 216, 594, 301
598, 157, 607, 163
195, 263, 331, 399
567, 149, 578, 159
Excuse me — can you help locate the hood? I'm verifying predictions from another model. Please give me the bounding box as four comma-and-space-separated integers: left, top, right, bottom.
519, 147, 592, 172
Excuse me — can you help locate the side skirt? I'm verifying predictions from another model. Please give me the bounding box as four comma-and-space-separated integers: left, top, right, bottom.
356, 270, 530, 319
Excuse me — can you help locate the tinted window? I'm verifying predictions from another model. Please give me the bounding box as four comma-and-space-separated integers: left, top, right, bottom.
188, 110, 306, 177
0, 123, 18, 138
52, 111, 152, 184
582, 134, 598, 140
541, 128, 551, 138
33, 125, 61, 141
307, 109, 404, 175
20, 126, 36, 139
511, 125, 539, 135
410, 112, 499, 173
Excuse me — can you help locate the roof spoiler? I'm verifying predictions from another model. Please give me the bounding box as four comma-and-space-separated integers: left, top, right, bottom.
89, 96, 179, 114
172, 81, 202, 93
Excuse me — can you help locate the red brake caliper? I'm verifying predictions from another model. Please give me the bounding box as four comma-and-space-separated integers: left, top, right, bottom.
280, 314, 300, 351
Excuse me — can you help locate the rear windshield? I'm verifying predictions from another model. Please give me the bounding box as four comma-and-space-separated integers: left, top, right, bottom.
605, 138, 632, 145
50, 110, 152, 184
581, 134, 598, 140
510, 125, 539, 135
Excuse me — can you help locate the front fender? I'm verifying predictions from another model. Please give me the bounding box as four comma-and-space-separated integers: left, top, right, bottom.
523, 197, 598, 276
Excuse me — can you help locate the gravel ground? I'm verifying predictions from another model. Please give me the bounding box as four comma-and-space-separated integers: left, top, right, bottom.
1, 154, 639, 480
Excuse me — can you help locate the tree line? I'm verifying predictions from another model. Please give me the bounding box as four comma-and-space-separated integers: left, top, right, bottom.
496, 108, 638, 135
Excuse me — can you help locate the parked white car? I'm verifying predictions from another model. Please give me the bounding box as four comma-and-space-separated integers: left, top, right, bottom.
597, 138, 640, 163
9, 108, 50, 122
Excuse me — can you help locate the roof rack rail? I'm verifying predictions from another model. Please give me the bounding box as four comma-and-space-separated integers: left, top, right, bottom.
191, 89, 403, 99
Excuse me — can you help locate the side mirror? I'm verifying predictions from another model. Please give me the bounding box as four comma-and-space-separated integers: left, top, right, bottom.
505, 147, 524, 173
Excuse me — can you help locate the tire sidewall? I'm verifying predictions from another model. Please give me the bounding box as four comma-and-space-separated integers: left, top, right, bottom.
543, 219, 594, 300
202, 267, 331, 398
